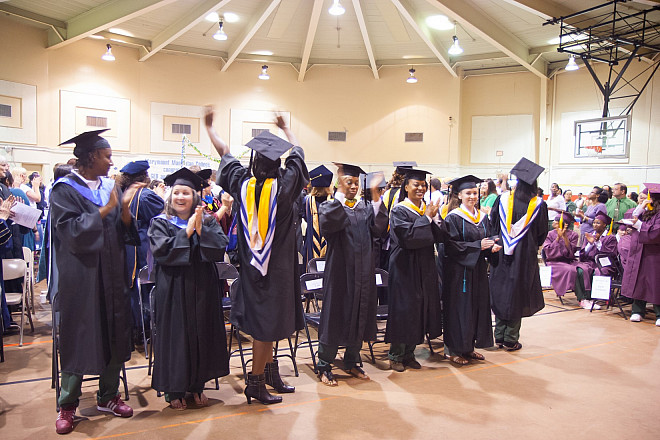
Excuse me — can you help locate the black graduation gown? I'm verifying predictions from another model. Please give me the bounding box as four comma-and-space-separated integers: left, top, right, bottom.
302, 194, 329, 268
317, 199, 388, 346
443, 212, 496, 354
218, 147, 309, 341
385, 204, 448, 345
148, 216, 229, 393
489, 195, 548, 320
50, 175, 138, 375
125, 187, 164, 287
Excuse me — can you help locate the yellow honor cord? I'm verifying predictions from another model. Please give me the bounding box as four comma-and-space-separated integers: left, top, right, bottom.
559, 215, 564, 230
608, 219, 613, 235
506, 190, 515, 234
246, 177, 275, 248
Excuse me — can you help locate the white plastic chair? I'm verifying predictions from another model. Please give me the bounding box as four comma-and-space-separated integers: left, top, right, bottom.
3, 258, 34, 346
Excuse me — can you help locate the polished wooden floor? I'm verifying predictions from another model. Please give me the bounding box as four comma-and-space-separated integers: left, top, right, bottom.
1, 281, 658, 440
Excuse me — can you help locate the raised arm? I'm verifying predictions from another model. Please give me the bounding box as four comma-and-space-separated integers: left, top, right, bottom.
204, 105, 230, 157
275, 115, 299, 146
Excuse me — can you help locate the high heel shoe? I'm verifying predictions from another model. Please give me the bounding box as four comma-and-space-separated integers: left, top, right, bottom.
244, 373, 283, 405
264, 360, 295, 393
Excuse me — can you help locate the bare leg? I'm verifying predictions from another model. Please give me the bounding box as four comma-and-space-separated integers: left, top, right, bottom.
251, 340, 273, 375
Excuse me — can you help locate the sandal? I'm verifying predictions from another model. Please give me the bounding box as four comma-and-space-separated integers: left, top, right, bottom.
346, 366, 370, 380
318, 369, 338, 387
466, 351, 485, 360
169, 398, 187, 411
503, 342, 523, 351
193, 392, 209, 407
447, 355, 469, 366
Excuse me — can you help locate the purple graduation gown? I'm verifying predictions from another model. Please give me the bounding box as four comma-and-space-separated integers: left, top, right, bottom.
621, 212, 660, 304
575, 234, 618, 290
542, 229, 579, 297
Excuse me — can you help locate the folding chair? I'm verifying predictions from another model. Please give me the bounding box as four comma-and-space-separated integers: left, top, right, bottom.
22, 247, 35, 311
3, 258, 33, 346
368, 268, 389, 363
307, 257, 326, 274
51, 295, 129, 411
215, 261, 239, 318
227, 281, 299, 380
294, 272, 324, 373
540, 248, 565, 305
591, 254, 628, 319
136, 266, 155, 356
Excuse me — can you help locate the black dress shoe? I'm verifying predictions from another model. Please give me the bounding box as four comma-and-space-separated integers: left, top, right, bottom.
244, 373, 282, 405
403, 358, 422, 369
264, 360, 295, 393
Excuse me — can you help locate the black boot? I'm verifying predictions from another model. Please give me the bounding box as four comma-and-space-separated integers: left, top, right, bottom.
264, 360, 295, 393
244, 373, 282, 405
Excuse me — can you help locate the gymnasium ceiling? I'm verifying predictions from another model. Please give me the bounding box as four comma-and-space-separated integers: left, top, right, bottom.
1, 0, 659, 80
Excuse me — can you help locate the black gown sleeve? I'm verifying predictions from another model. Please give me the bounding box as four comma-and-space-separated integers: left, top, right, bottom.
444, 214, 482, 269
50, 185, 106, 255
148, 218, 193, 266
198, 217, 229, 263
390, 206, 435, 250
319, 199, 350, 236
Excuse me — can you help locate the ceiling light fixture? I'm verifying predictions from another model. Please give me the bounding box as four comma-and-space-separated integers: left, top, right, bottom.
448, 22, 463, 56
258, 65, 270, 80
213, 19, 227, 40
426, 15, 454, 31
102, 44, 115, 61
565, 55, 579, 71
329, 0, 345, 16
406, 68, 418, 84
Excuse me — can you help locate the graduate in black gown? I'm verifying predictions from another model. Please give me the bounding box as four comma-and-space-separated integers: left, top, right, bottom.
206, 107, 308, 405
385, 167, 449, 371
148, 168, 229, 409
316, 164, 388, 385
118, 160, 164, 346
50, 130, 141, 435
302, 165, 333, 269
443, 175, 500, 365
489, 158, 548, 351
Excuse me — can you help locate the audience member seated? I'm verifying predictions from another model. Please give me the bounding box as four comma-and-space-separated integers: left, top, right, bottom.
574, 212, 619, 309
542, 211, 579, 298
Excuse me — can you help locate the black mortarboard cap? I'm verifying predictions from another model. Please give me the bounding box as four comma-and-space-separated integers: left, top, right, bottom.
393, 161, 417, 168
309, 165, 333, 187
644, 183, 660, 195
510, 157, 544, 185
397, 167, 430, 181
334, 162, 366, 178
163, 167, 205, 191
120, 160, 150, 175
364, 171, 387, 189
245, 130, 293, 161
196, 169, 212, 180
59, 129, 111, 158
447, 175, 481, 193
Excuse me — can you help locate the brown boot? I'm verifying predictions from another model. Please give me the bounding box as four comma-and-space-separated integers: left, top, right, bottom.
264, 360, 295, 393
244, 372, 282, 405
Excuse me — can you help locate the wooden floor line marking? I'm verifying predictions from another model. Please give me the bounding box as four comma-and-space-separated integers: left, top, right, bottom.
88, 341, 615, 440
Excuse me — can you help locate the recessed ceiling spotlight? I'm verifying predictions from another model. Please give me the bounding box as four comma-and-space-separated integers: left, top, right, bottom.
426, 15, 454, 31
223, 12, 239, 23
205, 12, 219, 22
108, 28, 133, 37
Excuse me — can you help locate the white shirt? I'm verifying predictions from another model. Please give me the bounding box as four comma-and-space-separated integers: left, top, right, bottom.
546, 194, 566, 211
71, 170, 101, 190
20, 183, 38, 208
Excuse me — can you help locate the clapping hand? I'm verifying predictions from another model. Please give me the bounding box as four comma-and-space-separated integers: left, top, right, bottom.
424, 199, 441, 219
0, 195, 16, 221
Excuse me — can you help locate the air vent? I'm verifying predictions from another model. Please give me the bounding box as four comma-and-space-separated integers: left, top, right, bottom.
0, 104, 11, 118
172, 123, 192, 135
86, 116, 108, 127
405, 132, 423, 142
252, 128, 270, 137
328, 131, 347, 142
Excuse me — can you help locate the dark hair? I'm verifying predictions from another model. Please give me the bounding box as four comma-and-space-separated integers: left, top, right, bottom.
388, 170, 405, 189
5, 171, 14, 187
516, 180, 538, 203
53, 164, 73, 181
252, 153, 280, 181
29, 172, 41, 183
116, 170, 149, 191
430, 178, 441, 191
536, 188, 544, 197
445, 191, 460, 212
164, 186, 201, 219
641, 194, 659, 221
630, 192, 638, 203
484, 179, 497, 196
597, 191, 609, 204
602, 185, 613, 199
148, 179, 163, 190
397, 176, 428, 203
615, 182, 627, 194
